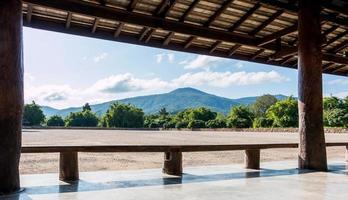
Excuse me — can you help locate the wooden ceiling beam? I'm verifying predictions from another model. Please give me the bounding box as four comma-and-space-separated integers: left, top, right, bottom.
156, 0, 176, 17
24, 0, 257, 47
204, 0, 234, 27
114, 22, 124, 37
280, 55, 294, 65
209, 41, 221, 53
128, 0, 139, 12
252, 49, 265, 60
144, 29, 155, 43
329, 40, 348, 53
163, 32, 174, 45
179, 0, 200, 22
256, 0, 348, 28
100, 0, 107, 6
257, 23, 297, 46
184, 36, 196, 49
92, 17, 99, 33
228, 44, 241, 56
139, 27, 150, 41
249, 9, 283, 36
26, 4, 33, 23
271, 46, 297, 59
229, 3, 260, 32
66, 12, 72, 29
323, 30, 348, 48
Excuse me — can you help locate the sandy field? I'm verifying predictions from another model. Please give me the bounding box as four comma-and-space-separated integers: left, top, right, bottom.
20, 129, 348, 174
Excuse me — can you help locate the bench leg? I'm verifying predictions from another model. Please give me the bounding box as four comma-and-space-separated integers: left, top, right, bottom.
346, 146, 348, 162
163, 151, 182, 176
59, 152, 79, 181
245, 149, 260, 169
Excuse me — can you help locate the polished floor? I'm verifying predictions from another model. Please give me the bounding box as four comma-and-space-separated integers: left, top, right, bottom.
3, 160, 348, 200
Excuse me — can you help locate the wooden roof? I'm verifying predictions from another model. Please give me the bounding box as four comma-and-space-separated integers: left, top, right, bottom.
22, 0, 348, 76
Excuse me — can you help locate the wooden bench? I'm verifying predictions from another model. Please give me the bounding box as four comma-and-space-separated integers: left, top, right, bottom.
21, 143, 348, 181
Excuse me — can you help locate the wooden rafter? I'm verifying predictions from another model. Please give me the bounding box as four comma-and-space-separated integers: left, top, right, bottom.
163, 32, 174, 45
65, 12, 72, 29
229, 3, 260, 32
323, 30, 348, 48
100, 0, 107, 6
257, 23, 297, 46
209, 41, 221, 53
249, 9, 283, 36
252, 49, 265, 60
128, 0, 139, 12
92, 17, 99, 33
257, 0, 348, 28
228, 44, 241, 56
179, 0, 199, 22
204, 0, 234, 27
271, 46, 297, 59
144, 29, 155, 43
139, 27, 150, 41
114, 22, 124, 37
26, 4, 33, 22
156, 0, 176, 17
329, 40, 348, 53
280, 55, 294, 65
184, 36, 195, 49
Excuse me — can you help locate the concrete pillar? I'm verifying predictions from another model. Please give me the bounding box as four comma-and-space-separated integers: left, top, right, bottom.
297, 0, 327, 171
0, 0, 23, 194
163, 151, 182, 176
59, 152, 79, 181
245, 149, 260, 169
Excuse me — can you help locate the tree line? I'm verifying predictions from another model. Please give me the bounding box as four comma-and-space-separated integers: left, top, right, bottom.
23, 94, 348, 128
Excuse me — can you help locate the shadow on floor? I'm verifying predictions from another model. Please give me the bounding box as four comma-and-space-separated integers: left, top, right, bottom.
3, 163, 347, 199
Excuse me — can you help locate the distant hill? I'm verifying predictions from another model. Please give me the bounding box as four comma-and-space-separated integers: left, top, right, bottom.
41, 87, 288, 117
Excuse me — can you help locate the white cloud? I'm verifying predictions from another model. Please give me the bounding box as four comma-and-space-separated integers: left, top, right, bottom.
332, 92, 348, 98
93, 52, 108, 63
234, 61, 244, 68
173, 70, 288, 87
156, 53, 175, 64
167, 53, 175, 63
89, 73, 170, 93
183, 55, 225, 70
327, 79, 348, 85
156, 53, 164, 63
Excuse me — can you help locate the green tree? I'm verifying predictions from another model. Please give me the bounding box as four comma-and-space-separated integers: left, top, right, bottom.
158, 107, 169, 118
323, 96, 344, 110
82, 103, 92, 112
23, 101, 45, 126
187, 120, 206, 128
46, 115, 65, 126
324, 108, 348, 127
253, 117, 273, 128
226, 105, 254, 128
205, 119, 226, 128
252, 94, 278, 117
65, 110, 99, 127
101, 102, 144, 128
266, 97, 298, 127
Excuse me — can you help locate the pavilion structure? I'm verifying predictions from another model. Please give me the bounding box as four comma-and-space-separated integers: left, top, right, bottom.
1, 0, 348, 194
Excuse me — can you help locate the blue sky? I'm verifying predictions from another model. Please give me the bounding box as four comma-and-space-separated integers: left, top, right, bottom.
24, 27, 348, 109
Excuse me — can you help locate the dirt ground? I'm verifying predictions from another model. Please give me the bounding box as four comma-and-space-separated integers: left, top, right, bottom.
20, 129, 348, 174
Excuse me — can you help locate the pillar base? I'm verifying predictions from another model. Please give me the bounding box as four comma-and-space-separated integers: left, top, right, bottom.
59, 152, 79, 182
163, 151, 182, 176
245, 149, 260, 169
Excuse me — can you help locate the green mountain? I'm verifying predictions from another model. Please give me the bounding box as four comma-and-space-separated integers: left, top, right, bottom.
41, 87, 288, 117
